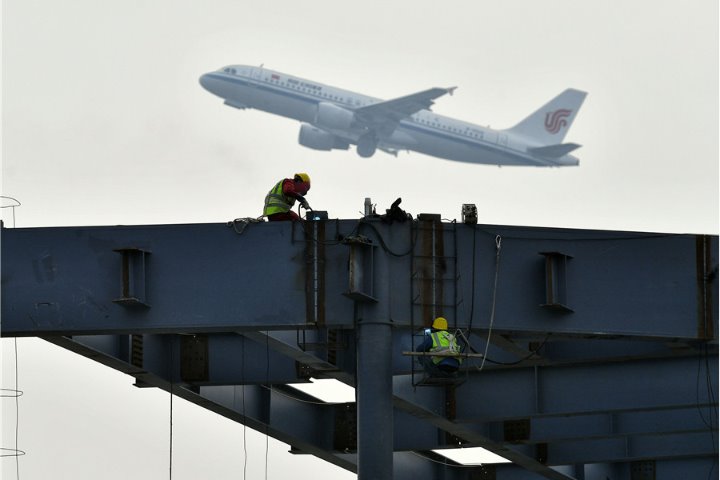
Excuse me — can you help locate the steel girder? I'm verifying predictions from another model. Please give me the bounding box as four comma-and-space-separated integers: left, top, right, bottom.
2, 221, 716, 339
2, 220, 717, 480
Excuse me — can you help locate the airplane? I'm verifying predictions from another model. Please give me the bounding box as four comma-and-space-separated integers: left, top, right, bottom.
199, 65, 587, 167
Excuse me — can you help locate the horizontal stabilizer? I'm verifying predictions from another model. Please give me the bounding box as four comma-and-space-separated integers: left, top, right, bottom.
528, 143, 581, 158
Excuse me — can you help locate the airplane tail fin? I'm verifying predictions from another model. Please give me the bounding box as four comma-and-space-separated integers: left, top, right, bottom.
504, 89, 587, 145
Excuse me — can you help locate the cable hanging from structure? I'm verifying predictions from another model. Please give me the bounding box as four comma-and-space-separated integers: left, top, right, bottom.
1, 338, 24, 480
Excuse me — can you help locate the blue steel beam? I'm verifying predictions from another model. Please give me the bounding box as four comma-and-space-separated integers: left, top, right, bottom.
544, 432, 717, 465
69, 333, 306, 384
42, 330, 717, 477
3, 221, 717, 480
2, 222, 716, 340
494, 459, 718, 480
42, 337, 482, 480
55, 331, 713, 392
39, 322, 715, 472
43, 332, 715, 474
1, 223, 342, 335
482, 408, 717, 444
449, 356, 718, 420
193, 332, 717, 450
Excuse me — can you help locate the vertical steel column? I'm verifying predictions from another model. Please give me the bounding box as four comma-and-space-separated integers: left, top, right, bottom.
357, 317, 393, 479
356, 220, 393, 480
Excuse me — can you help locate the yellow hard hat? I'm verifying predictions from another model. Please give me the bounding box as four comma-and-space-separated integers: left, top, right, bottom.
294, 173, 311, 185
432, 317, 448, 330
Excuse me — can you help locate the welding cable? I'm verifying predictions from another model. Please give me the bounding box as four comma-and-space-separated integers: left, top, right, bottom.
169, 337, 174, 480
241, 335, 248, 480
477, 236, 502, 372
0, 338, 25, 480
265, 332, 270, 480
466, 225, 478, 335
0, 389, 23, 398
228, 217, 263, 235
357, 219, 418, 257
0, 196, 21, 228
697, 343, 718, 480
0, 448, 26, 458
298, 216, 343, 246
456, 327, 549, 367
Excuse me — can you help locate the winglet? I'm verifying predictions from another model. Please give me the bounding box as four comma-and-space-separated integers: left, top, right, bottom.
447, 87, 457, 96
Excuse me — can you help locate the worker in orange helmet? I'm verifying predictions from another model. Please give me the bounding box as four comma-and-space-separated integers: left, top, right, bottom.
416, 317, 463, 377
263, 173, 311, 221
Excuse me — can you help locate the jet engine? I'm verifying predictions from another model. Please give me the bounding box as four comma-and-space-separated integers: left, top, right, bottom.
298, 124, 349, 151
314, 102, 354, 130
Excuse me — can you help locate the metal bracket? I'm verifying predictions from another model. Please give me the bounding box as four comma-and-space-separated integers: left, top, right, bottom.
343, 235, 377, 303
539, 251, 573, 313
113, 247, 151, 307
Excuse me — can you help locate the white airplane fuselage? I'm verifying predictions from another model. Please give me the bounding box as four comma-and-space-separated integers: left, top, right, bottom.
200, 65, 586, 167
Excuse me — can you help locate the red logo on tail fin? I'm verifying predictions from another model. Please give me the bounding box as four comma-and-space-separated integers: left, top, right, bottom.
544, 109, 572, 134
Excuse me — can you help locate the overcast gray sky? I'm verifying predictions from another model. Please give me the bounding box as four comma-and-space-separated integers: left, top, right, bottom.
2, 0, 718, 478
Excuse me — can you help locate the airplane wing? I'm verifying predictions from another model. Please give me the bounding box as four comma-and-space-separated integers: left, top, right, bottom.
354, 87, 456, 126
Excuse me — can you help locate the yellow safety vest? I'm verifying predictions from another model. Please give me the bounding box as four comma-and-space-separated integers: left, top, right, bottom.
430, 331, 462, 365
263, 180, 296, 216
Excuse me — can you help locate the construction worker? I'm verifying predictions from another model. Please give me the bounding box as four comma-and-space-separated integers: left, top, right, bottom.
416, 317, 463, 377
263, 173, 311, 221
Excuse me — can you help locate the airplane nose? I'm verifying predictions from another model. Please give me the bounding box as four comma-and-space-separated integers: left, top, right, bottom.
199, 73, 226, 97
199, 73, 214, 92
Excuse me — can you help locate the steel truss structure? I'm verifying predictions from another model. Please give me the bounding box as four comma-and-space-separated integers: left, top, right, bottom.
2, 217, 718, 480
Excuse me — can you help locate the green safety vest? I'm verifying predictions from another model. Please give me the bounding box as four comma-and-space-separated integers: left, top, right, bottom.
263, 180, 296, 216
430, 331, 462, 365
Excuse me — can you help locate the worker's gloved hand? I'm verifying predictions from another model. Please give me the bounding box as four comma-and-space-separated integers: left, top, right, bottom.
299, 197, 311, 210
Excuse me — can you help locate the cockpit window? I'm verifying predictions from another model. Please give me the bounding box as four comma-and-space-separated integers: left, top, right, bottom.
222, 67, 237, 75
